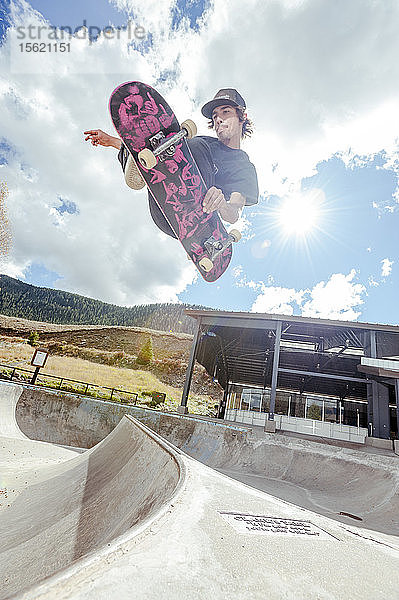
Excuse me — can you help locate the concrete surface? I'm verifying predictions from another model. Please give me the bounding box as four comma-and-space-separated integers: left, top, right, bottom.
0, 383, 27, 439
0, 411, 182, 599
14, 386, 399, 534
264, 419, 277, 433
0, 383, 79, 537
365, 436, 394, 450
1, 383, 399, 599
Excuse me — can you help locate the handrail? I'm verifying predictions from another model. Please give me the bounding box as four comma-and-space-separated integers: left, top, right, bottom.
0, 363, 139, 404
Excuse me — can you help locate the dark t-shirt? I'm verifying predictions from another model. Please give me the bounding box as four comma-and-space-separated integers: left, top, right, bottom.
118, 135, 258, 237
198, 136, 259, 206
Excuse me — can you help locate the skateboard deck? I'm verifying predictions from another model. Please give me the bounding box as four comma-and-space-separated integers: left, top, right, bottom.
109, 81, 239, 282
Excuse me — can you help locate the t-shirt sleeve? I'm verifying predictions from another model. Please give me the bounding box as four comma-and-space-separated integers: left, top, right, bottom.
222, 161, 259, 206
242, 162, 259, 206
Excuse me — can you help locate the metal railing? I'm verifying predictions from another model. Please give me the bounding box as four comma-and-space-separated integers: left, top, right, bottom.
0, 363, 138, 405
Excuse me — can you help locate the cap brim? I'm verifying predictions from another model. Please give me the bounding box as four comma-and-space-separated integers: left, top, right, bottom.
201, 98, 238, 119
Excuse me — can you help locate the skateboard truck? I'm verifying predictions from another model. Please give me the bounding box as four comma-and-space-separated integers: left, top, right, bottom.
199, 229, 242, 272
138, 119, 197, 169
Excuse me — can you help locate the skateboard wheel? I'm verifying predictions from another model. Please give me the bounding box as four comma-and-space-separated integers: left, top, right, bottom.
138, 148, 157, 169
181, 119, 197, 139
229, 229, 242, 242
199, 257, 214, 272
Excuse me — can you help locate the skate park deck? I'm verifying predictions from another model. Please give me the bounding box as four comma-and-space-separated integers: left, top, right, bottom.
1, 382, 399, 599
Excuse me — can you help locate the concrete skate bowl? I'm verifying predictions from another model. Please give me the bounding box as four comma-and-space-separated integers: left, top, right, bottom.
0, 415, 184, 600
11, 387, 399, 537
0, 383, 28, 440
171, 419, 399, 537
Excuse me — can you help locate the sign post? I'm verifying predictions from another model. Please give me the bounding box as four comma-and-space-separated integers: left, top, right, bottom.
30, 348, 49, 385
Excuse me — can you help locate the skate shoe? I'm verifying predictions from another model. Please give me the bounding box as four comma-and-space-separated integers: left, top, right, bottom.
124, 154, 146, 190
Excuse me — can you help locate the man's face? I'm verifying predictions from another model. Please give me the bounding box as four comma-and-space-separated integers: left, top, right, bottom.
212, 104, 242, 145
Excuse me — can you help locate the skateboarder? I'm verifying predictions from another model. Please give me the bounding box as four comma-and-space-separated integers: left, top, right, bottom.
84, 88, 258, 239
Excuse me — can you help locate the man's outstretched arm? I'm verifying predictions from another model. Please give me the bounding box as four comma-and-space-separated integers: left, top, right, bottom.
84, 129, 121, 149
85, 131, 245, 223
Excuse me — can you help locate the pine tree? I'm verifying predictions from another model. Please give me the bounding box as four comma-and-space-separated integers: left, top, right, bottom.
307, 404, 322, 420
136, 336, 154, 365
28, 331, 40, 347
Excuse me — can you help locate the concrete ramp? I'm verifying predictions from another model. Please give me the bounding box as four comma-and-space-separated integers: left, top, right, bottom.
0, 383, 27, 439
14, 388, 399, 535
174, 418, 399, 535
6, 419, 399, 600
0, 415, 183, 600
4, 387, 399, 599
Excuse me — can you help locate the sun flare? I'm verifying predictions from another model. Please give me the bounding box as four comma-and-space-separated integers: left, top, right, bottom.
278, 189, 324, 237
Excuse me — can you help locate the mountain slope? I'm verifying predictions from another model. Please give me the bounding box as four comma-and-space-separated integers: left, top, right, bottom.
0, 275, 210, 334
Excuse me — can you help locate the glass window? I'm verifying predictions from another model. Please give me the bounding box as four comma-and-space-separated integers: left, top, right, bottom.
241, 388, 251, 411
228, 384, 368, 428
275, 392, 290, 416
376, 332, 399, 358
305, 396, 323, 421
261, 389, 270, 413
342, 400, 367, 427
291, 393, 305, 418
250, 390, 262, 412
228, 391, 241, 410
324, 400, 337, 423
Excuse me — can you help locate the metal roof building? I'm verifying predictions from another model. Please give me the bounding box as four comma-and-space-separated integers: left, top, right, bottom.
180, 309, 399, 442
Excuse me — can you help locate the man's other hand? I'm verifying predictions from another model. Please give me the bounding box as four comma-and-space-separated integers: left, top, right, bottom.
203, 188, 245, 224
84, 129, 122, 149
202, 186, 227, 214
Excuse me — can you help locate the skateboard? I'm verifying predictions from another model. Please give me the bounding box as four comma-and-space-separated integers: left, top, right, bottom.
109, 81, 241, 282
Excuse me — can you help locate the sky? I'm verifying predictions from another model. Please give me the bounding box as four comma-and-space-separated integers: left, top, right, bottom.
0, 0, 398, 326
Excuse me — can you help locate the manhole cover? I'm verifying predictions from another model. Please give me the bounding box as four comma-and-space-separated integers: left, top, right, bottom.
220, 512, 337, 540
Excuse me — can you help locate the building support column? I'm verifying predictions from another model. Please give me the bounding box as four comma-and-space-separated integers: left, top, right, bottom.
366, 330, 377, 436
372, 383, 391, 439
368, 330, 391, 439
218, 384, 229, 419
395, 379, 399, 439
265, 321, 282, 432
179, 319, 201, 414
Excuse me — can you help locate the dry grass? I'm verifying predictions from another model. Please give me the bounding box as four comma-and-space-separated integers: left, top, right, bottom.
0, 338, 213, 415
0, 340, 33, 364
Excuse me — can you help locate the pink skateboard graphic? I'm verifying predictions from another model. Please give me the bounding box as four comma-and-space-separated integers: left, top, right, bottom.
109, 81, 241, 282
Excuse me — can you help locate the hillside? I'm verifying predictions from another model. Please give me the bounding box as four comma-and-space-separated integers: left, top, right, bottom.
0, 275, 211, 333
0, 314, 223, 404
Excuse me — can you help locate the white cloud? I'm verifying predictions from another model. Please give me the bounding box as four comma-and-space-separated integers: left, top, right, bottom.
301, 270, 366, 321
381, 258, 394, 278
191, 0, 399, 198
232, 265, 243, 279
251, 285, 305, 315
1, 0, 399, 304
110, 0, 399, 198
250, 270, 366, 321
1, 1, 198, 304
368, 276, 379, 288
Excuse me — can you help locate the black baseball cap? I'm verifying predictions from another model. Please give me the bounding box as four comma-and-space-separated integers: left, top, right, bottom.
201, 88, 246, 119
